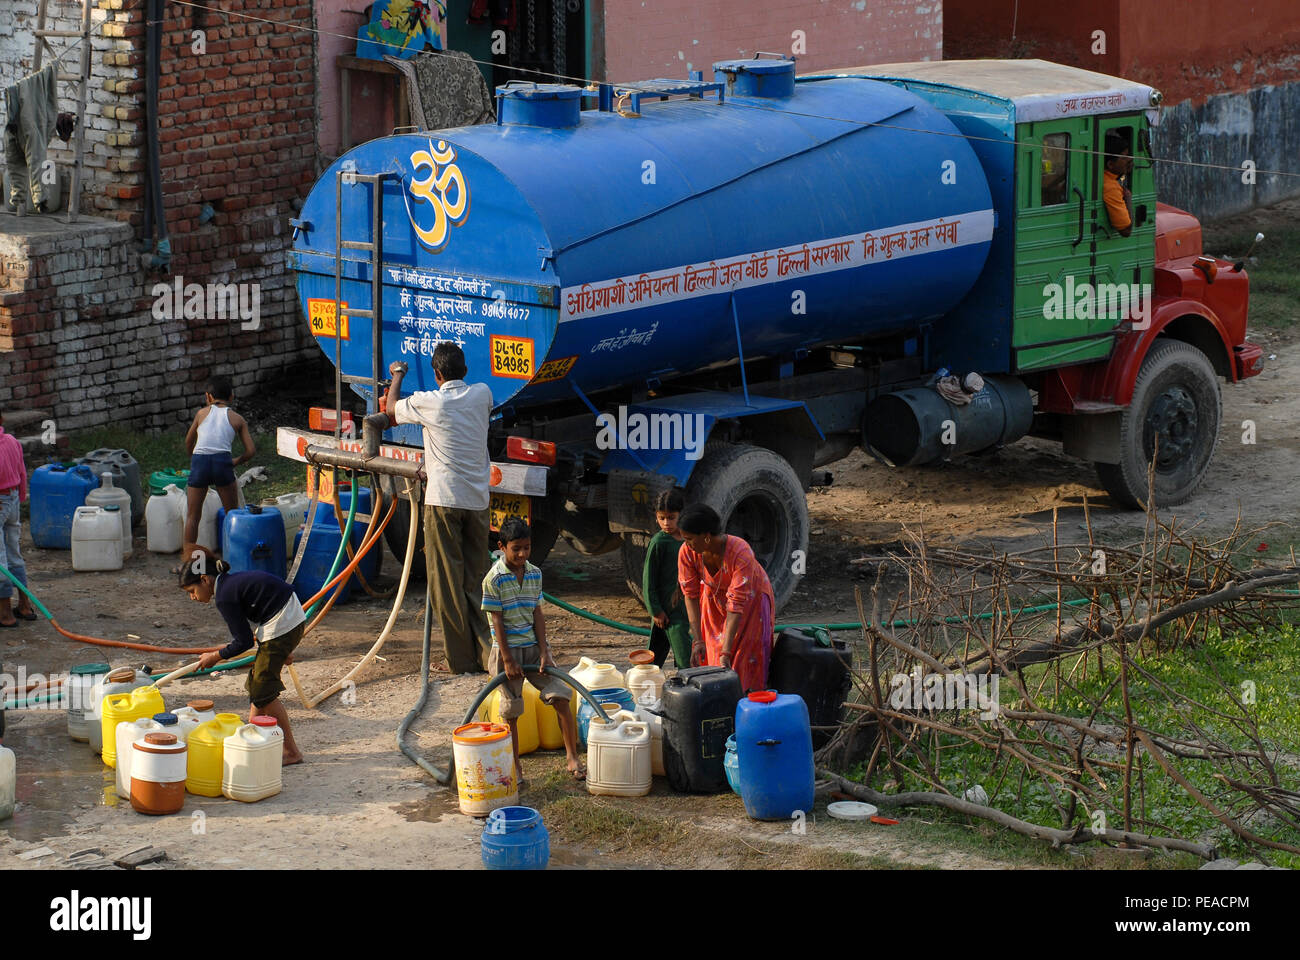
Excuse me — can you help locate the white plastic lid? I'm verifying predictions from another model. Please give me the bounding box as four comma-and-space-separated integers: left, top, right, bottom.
827, 801, 878, 821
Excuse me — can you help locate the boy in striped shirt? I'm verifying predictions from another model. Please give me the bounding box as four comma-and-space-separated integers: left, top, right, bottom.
481, 517, 584, 783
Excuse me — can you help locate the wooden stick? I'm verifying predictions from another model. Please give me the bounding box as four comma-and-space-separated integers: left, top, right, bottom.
818, 770, 1216, 859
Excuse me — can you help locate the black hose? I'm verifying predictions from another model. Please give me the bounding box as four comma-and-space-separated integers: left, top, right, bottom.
459, 666, 610, 727
397, 631, 613, 785
396, 585, 451, 783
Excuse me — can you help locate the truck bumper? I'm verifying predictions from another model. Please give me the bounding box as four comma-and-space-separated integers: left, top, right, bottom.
274, 427, 548, 498
1234, 342, 1265, 380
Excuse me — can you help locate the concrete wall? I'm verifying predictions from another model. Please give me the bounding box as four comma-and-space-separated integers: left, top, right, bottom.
601, 0, 942, 83
1155, 80, 1300, 221
0, 1, 323, 432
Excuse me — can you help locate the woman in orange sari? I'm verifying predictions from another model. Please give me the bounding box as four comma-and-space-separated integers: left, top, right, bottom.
676, 504, 775, 693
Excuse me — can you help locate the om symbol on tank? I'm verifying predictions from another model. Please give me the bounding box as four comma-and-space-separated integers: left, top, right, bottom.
406, 139, 470, 252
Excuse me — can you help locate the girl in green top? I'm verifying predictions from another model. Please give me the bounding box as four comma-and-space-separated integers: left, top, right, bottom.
642, 489, 692, 669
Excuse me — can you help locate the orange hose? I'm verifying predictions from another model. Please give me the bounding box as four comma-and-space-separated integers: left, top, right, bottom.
34, 477, 395, 663
50, 620, 223, 655
300, 495, 391, 611
331, 480, 396, 599
304, 493, 396, 633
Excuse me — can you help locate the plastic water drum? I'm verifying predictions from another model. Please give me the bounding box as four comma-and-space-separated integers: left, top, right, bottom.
85, 473, 133, 557
635, 699, 666, 777
130, 732, 188, 815
172, 700, 216, 742
735, 690, 815, 821
77, 448, 143, 524
145, 484, 186, 554
148, 469, 190, 497
88, 667, 153, 755
72, 506, 124, 571
100, 685, 164, 769
30, 463, 98, 549
222, 717, 284, 802
576, 687, 636, 746
223, 505, 287, 579
186, 712, 243, 796
65, 662, 110, 742
0, 744, 14, 821
478, 685, 540, 755
534, 684, 566, 751
197, 488, 222, 553
586, 714, 652, 797
568, 657, 624, 716
626, 662, 665, 705
264, 493, 310, 556
481, 806, 549, 870
723, 734, 741, 795
115, 717, 164, 799
452, 722, 518, 817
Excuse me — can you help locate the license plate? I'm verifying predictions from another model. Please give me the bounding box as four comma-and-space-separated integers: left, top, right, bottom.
489, 493, 531, 531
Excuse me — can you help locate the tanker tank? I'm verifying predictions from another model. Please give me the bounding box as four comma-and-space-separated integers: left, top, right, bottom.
292, 57, 994, 413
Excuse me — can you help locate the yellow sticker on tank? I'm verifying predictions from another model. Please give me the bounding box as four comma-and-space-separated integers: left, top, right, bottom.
308, 299, 349, 340
491, 335, 534, 379
530, 355, 577, 384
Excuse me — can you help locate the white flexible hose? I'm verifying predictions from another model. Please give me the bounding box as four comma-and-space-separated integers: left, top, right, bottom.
299, 477, 421, 709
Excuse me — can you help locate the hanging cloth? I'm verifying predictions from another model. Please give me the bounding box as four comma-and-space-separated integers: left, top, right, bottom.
3, 63, 58, 210
360, 0, 447, 60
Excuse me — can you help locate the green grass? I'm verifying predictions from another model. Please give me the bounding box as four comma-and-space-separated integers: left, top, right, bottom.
851, 623, 1300, 867
58, 427, 305, 501
1201, 221, 1300, 330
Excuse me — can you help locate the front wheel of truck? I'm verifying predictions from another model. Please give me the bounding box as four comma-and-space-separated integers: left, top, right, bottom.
1095, 338, 1221, 510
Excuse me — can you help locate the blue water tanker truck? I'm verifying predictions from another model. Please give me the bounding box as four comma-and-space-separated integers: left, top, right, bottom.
280, 56, 1261, 610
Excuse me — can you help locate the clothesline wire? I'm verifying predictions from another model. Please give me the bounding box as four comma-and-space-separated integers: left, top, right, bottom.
147, 0, 1299, 182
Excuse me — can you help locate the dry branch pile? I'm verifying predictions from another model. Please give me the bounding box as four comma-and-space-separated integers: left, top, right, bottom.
817, 499, 1300, 861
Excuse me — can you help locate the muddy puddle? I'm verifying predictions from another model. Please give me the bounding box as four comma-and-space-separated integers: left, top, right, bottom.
2, 711, 120, 844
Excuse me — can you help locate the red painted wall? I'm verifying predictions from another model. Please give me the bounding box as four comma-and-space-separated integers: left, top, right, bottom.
601, 0, 942, 84
946, 0, 1300, 105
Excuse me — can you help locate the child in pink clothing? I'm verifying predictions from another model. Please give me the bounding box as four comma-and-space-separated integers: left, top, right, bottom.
0, 409, 36, 626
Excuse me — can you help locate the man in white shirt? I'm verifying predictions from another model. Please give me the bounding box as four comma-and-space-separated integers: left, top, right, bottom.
379, 343, 494, 673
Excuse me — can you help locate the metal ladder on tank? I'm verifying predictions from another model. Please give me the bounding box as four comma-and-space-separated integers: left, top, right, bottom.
32, 0, 92, 222
332, 171, 394, 441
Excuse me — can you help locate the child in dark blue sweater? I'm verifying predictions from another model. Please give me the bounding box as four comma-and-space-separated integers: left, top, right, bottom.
182, 550, 305, 764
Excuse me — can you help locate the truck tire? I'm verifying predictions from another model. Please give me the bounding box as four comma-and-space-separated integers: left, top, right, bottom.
684, 443, 809, 612
1095, 339, 1221, 509
622, 531, 652, 603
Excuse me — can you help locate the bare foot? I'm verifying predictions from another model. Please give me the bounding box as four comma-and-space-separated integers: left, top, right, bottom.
283, 752, 305, 766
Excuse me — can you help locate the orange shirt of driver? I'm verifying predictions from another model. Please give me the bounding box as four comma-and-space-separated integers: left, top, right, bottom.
1104, 169, 1131, 232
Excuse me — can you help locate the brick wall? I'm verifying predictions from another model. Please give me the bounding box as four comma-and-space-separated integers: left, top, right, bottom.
0, 0, 142, 219
601, 0, 942, 82
0, 1, 324, 433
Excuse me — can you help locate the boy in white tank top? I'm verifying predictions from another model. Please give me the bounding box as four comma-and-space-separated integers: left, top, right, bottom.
183, 375, 256, 555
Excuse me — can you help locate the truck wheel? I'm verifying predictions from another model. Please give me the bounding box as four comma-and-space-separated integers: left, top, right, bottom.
685, 443, 809, 612
1095, 339, 1221, 509
622, 531, 651, 603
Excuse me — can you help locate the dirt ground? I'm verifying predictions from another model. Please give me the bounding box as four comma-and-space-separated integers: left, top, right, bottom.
3, 205, 1298, 872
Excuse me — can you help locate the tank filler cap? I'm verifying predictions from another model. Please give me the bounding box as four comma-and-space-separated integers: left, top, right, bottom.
711, 58, 796, 99
495, 82, 584, 129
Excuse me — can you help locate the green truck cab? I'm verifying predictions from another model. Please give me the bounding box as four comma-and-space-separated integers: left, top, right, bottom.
818, 59, 1263, 507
